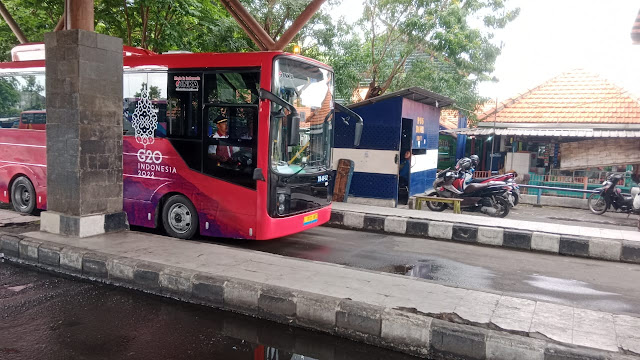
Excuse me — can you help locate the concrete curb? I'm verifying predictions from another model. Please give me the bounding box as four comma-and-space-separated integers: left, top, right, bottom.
328, 210, 639, 265
1, 234, 636, 360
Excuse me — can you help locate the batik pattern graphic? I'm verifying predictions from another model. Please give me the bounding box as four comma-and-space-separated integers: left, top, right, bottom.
132, 86, 157, 148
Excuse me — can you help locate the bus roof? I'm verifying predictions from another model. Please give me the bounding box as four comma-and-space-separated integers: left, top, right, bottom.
2, 43, 332, 72
20, 110, 45, 114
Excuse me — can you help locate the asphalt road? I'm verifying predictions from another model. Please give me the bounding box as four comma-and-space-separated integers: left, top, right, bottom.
0, 260, 420, 360
220, 226, 640, 317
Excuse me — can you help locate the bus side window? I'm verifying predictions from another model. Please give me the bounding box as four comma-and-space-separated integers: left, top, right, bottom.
204, 106, 257, 189
201, 70, 260, 189
34, 113, 45, 124
20, 113, 33, 128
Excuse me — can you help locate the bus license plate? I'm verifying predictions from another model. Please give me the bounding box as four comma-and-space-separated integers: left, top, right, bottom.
303, 213, 318, 226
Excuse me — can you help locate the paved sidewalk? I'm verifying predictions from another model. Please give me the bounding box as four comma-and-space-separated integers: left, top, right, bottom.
1, 230, 639, 359
336, 203, 640, 242
0, 208, 39, 226
331, 202, 640, 264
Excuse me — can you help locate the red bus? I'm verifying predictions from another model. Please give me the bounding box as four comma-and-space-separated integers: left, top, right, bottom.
18, 110, 46, 130
0, 44, 362, 240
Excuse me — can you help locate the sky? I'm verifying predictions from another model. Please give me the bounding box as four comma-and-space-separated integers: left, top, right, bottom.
331, 0, 640, 101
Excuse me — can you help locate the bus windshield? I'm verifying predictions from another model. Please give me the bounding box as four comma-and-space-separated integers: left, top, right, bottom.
271, 58, 333, 175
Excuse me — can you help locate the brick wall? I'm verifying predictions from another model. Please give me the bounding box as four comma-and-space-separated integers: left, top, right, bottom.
560, 138, 640, 169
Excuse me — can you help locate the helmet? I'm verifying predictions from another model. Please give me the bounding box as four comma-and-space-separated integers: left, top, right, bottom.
470, 155, 479, 167
456, 157, 472, 171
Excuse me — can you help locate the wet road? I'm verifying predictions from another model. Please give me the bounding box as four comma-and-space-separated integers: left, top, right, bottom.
221, 227, 640, 317
0, 261, 422, 360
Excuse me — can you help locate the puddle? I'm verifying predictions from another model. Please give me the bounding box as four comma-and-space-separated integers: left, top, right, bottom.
1, 262, 422, 360
5, 284, 31, 292
525, 275, 619, 296
384, 258, 496, 289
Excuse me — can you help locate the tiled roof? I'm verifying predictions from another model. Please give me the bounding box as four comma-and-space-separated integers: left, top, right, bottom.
479, 69, 640, 124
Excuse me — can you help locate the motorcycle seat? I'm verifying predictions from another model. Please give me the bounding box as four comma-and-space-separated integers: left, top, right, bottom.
464, 182, 491, 194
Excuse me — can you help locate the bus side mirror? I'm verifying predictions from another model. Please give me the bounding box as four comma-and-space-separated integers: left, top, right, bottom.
253, 168, 265, 181
354, 120, 363, 147
335, 103, 363, 147
287, 114, 300, 146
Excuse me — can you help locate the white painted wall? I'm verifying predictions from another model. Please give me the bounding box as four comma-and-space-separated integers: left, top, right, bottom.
410, 150, 438, 173
332, 148, 398, 175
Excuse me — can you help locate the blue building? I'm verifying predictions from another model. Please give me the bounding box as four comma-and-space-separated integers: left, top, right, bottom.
334, 87, 454, 207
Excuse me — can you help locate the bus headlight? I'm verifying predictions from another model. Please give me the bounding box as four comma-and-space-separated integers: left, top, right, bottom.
278, 193, 286, 204
278, 203, 286, 214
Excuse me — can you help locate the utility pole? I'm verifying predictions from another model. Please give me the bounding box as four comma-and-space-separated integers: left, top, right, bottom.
489, 97, 497, 173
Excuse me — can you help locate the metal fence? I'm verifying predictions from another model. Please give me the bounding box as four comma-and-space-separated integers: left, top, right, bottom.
471, 170, 638, 199
525, 173, 633, 199
519, 184, 596, 204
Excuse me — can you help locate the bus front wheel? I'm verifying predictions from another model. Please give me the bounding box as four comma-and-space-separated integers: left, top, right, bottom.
11, 176, 36, 214
162, 195, 198, 239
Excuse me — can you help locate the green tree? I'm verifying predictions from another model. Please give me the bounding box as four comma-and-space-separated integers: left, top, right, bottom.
303, 19, 369, 102
358, 0, 519, 114
95, 0, 253, 53
0, 0, 63, 61
239, 0, 340, 53
0, 0, 253, 59
21, 75, 45, 110
134, 83, 161, 99
0, 77, 20, 117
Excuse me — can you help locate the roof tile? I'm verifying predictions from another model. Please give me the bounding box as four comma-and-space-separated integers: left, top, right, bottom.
479, 69, 640, 124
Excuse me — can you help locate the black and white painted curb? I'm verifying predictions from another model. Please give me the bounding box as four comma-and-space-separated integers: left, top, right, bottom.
328, 210, 640, 264
1, 233, 637, 360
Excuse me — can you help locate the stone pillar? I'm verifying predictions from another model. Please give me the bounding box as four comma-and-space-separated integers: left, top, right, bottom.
40, 30, 128, 237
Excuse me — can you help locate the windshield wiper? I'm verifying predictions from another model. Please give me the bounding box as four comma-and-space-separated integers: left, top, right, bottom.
282, 163, 308, 184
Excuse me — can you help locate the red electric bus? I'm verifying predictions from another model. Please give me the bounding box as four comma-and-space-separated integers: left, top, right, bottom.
0, 43, 362, 240
18, 110, 47, 130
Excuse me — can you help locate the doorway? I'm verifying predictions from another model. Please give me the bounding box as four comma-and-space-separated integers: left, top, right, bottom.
398, 118, 413, 205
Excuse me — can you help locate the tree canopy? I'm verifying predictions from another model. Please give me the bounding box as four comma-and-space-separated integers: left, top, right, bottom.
0, 0, 519, 118
354, 0, 519, 119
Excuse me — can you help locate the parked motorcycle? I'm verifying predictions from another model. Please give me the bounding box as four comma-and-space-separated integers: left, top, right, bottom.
588, 174, 640, 215
456, 158, 520, 206
425, 167, 512, 217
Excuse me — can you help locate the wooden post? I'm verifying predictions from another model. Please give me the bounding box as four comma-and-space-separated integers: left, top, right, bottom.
583, 175, 588, 199
54, 11, 65, 31
0, 0, 28, 44
273, 0, 326, 50
218, 0, 276, 51
66, 0, 94, 31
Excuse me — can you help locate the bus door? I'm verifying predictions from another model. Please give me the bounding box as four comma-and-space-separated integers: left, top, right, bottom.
201, 70, 260, 190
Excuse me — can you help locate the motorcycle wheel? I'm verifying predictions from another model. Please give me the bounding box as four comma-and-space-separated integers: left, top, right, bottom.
425, 195, 449, 212
588, 193, 607, 215
489, 196, 510, 218
512, 192, 519, 207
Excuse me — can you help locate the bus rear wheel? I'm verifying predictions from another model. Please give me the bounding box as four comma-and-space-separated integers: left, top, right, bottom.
11, 176, 36, 214
162, 195, 198, 239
